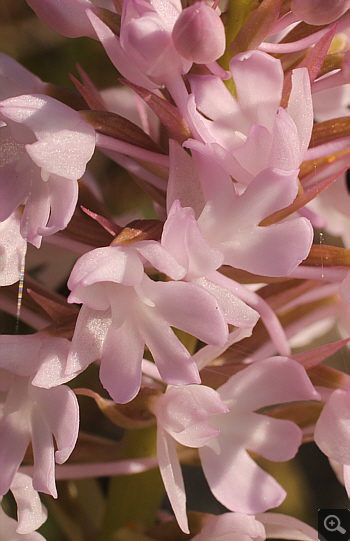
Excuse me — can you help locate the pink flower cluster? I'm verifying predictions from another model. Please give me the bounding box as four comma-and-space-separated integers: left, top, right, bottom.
0, 0, 349, 538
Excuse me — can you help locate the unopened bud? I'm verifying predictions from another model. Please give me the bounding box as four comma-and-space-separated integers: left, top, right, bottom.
172, 2, 225, 64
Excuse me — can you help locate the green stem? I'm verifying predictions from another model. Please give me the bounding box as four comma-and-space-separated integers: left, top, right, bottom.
219, 0, 260, 72
99, 426, 164, 541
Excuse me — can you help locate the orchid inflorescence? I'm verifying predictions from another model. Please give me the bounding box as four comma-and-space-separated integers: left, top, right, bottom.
0, 0, 349, 539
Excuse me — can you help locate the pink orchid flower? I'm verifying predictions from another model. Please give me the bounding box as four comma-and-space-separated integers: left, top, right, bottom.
168, 142, 314, 277
152, 358, 319, 532
162, 199, 260, 327
0, 334, 79, 498
185, 51, 313, 185
0, 94, 95, 247
87, 0, 191, 91
67, 242, 228, 403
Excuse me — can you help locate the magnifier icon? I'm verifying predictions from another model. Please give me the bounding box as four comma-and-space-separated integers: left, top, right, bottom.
324, 515, 346, 534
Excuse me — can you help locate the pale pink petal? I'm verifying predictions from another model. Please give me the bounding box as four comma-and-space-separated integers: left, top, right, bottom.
194, 513, 266, 541
231, 124, 271, 180
68, 246, 144, 290
0, 411, 31, 496
286, 68, 313, 159
0, 159, 31, 222
221, 217, 313, 277
291, 0, 350, 25
0, 210, 27, 286
269, 108, 301, 171
191, 149, 236, 211
218, 357, 319, 413
138, 307, 200, 385
135, 239, 186, 280
314, 387, 350, 465
162, 201, 224, 280
0, 334, 41, 376
229, 51, 284, 133
29, 385, 79, 465
20, 174, 51, 248
100, 319, 144, 403
0, 508, 46, 541
195, 278, 259, 328
187, 74, 241, 128
30, 408, 57, 497
26, 0, 98, 38
0, 53, 45, 100
257, 512, 318, 540
157, 427, 189, 533
199, 444, 287, 513
32, 338, 72, 389
10, 473, 47, 535
153, 385, 228, 447
235, 413, 302, 462
66, 306, 111, 374
86, 10, 157, 89
0, 94, 95, 179
37, 174, 78, 237
141, 277, 228, 346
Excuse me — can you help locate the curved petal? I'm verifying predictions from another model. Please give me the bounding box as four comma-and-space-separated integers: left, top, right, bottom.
10, 473, 47, 535
21, 174, 50, 248
287, 68, 313, 159
0, 210, 27, 287
234, 412, 302, 462
68, 246, 144, 290
0, 159, 31, 222
136, 239, 186, 280
154, 385, 227, 447
196, 278, 259, 328
218, 357, 319, 412
30, 408, 57, 497
314, 387, 350, 464
141, 277, 228, 346
257, 512, 318, 540
269, 108, 301, 171
157, 427, 189, 533
231, 124, 272, 179
0, 410, 31, 496
229, 50, 284, 133
100, 318, 144, 403
66, 306, 111, 374
222, 216, 313, 277
200, 443, 286, 513
38, 174, 78, 237
0, 334, 41, 376
139, 307, 200, 385
33, 337, 73, 389
87, 10, 157, 89
29, 385, 79, 465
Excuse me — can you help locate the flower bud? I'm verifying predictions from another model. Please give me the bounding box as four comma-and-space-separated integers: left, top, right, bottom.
172, 2, 225, 64
291, 0, 350, 25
